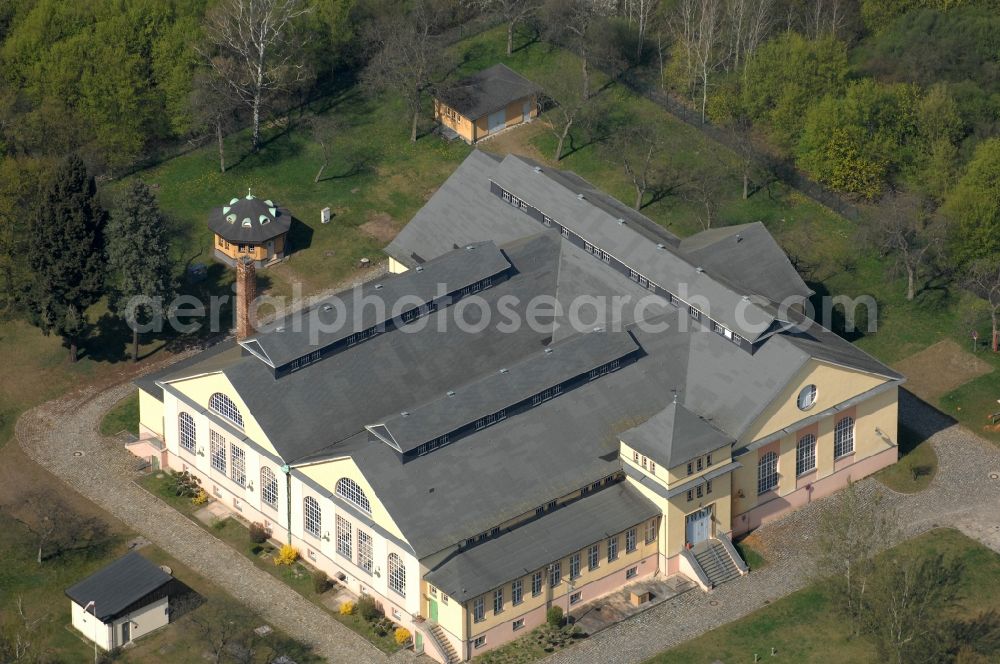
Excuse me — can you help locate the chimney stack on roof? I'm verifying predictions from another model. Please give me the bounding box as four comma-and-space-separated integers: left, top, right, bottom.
235, 257, 257, 341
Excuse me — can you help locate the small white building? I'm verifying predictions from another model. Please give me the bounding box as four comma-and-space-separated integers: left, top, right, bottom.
66, 552, 176, 650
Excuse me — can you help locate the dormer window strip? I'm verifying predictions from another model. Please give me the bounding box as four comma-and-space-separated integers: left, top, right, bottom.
273, 274, 497, 377
489, 180, 749, 352
400, 349, 637, 461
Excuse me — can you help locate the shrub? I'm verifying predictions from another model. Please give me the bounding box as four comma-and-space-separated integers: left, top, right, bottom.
167, 471, 201, 498
191, 489, 208, 506
249, 522, 270, 544
394, 627, 411, 646
546, 606, 564, 628
273, 544, 299, 566
357, 595, 382, 622
313, 571, 331, 594
339, 600, 356, 616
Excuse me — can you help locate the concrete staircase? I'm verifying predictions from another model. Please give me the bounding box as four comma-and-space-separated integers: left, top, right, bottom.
427, 622, 460, 664
692, 538, 744, 588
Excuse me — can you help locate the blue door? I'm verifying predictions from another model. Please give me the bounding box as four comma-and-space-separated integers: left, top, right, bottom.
488, 109, 506, 134
523, 100, 532, 122
685, 507, 712, 545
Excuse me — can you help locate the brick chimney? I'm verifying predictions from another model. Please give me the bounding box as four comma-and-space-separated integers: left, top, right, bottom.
235, 257, 257, 341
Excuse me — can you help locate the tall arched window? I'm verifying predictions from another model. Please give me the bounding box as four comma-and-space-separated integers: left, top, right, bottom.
796, 434, 816, 476
757, 451, 778, 495
388, 553, 406, 597
834, 416, 855, 458
261, 467, 279, 510
209, 392, 244, 428
303, 496, 322, 539
336, 478, 371, 514
178, 412, 196, 453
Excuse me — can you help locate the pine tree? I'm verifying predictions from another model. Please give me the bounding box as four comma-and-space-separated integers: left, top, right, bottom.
27, 154, 106, 362
106, 180, 175, 363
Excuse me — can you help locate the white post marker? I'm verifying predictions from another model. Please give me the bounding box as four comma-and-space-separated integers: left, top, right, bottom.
321, 207, 331, 224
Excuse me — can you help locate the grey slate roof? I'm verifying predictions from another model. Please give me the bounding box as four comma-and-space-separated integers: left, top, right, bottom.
134, 340, 240, 401
424, 482, 658, 602
679, 222, 813, 304
437, 64, 541, 120
620, 401, 733, 467
244, 241, 511, 368
65, 552, 173, 621
373, 330, 638, 453
207, 194, 291, 243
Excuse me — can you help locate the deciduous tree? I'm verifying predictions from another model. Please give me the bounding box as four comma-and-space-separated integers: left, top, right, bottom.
200, 0, 312, 152
943, 138, 1000, 266
467, 0, 541, 55
540, 67, 595, 161
866, 191, 945, 301
106, 180, 175, 363
965, 259, 1000, 352
26, 154, 106, 362
541, 0, 615, 100
189, 71, 241, 174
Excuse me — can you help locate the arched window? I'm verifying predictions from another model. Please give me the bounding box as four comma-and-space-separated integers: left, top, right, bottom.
303, 496, 322, 539
178, 412, 196, 454
209, 392, 243, 428
834, 416, 855, 458
336, 478, 371, 514
796, 434, 816, 476
757, 451, 778, 495
261, 467, 279, 510
388, 553, 406, 597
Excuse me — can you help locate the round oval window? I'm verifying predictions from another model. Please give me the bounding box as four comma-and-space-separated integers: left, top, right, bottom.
797, 384, 817, 411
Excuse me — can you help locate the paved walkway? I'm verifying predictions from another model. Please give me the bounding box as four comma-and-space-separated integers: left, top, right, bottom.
18, 376, 1000, 664
15, 378, 416, 664
544, 391, 1000, 664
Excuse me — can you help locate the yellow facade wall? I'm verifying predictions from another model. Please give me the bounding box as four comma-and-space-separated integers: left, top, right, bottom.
215, 233, 285, 262
138, 388, 164, 438
164, 372, 279, 458
296, 458, 408, 543
741, 360, 887, 445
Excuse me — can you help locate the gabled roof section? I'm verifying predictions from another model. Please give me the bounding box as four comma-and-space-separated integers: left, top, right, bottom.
620, 401, 733, 468
775, 311, 904, 381
372, 330, 639, 454
242, 241, 511, 369
437, 64, 541, 120
65, 553, 173, 621
679, 222, 813, 304
134, 340, 243, 401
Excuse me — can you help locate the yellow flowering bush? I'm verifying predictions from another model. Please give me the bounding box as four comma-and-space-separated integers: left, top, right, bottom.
273, 544, 299, 566
339, 600, 356, 616
394, 627, 411, 646
191, 489, 208, 506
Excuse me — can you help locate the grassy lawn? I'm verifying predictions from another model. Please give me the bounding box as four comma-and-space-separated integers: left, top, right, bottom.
734, 540, 768, 570
876, 424, 938, 493
649, 528, 1000, 664
0, 510, 312, 663
136, 471, 206, 516
940, 370, 1000, 445
100, 389, 140, 437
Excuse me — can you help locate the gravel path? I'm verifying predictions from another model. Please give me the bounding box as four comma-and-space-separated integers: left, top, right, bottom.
19, 376, 1000, 664
16, 377, 416, 664
543, 390, 1000, 664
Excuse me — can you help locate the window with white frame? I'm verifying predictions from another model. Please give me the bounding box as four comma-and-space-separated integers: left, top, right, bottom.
607, 535, 618, 562
178, 412, 196, 453
625, 527, 637, 553
835, 416, 855, 458
570, 591, 582, 605
229, 443, 246, 486
209, 392, 243, 428
626, 566, 638, 579
513, 618, 524, 631
512, 578, 523, 605
260, 467, 279, 510
757, 451, 778, 494
645, 518, 657, 544
335, 477, 372, 514
356, 529, 372, 573
474, 635, 486, 648
570, 552, 580, 579
210, 430, 226, 474
336, 514, 352, 558
493, 588, 503, 614
388, 553, 406, 597
303, 496, 322, 539
531, 571, 542, 596
797, 384, 818, 411
549, 561, 561, 587
473, 597, 485, 623
588, 544, 599, 570
796, 434, 817, 475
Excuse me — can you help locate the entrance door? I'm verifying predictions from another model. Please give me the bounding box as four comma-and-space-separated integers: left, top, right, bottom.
522, 100, 532, 122
428, 598, 438, 622
121, 621, 131, 644
488, 109, 506, 134
685, 507, 712, 546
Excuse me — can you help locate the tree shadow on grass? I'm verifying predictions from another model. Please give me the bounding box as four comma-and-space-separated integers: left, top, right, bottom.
287, 217, 314, 254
